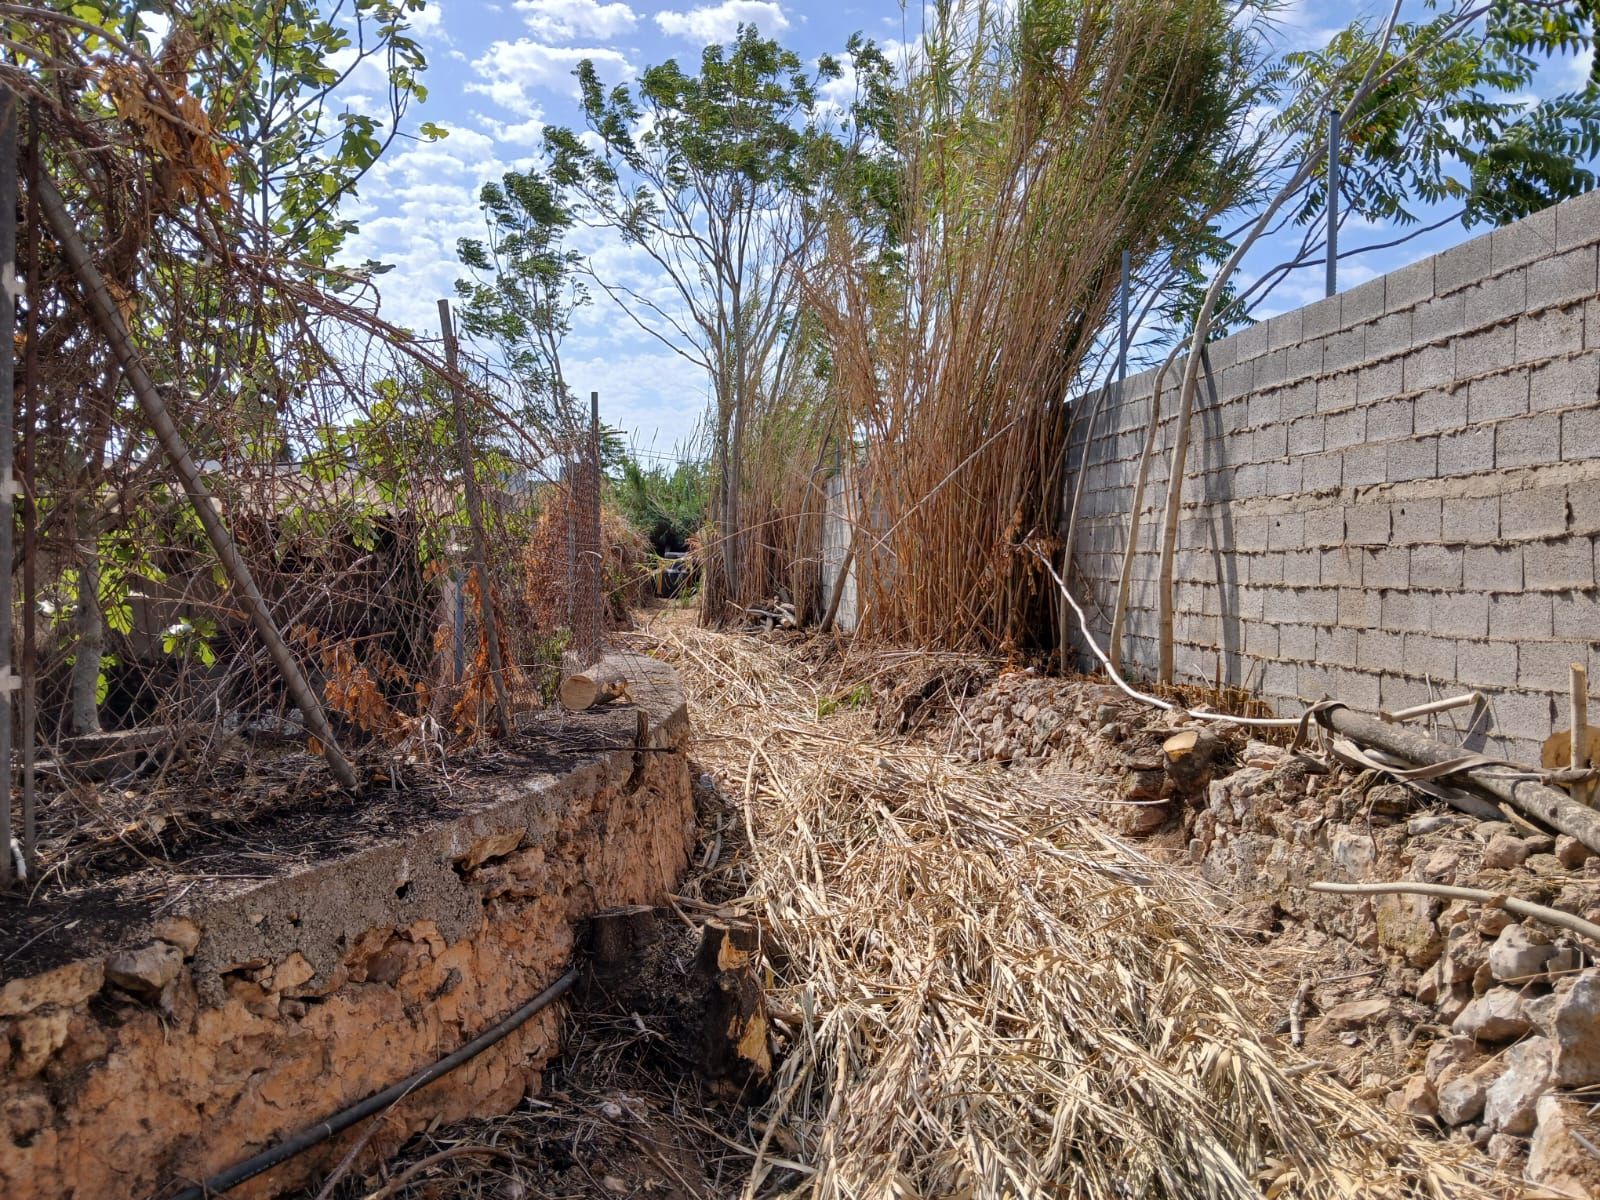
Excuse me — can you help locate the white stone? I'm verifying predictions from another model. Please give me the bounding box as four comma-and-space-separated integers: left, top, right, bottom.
1484, 1036, 1553, 1135
1489, 924, 1556, 983
1527, 1094, 1600, 1198
1548, 970, 1600, 1086
1454, 988, 1533, 1042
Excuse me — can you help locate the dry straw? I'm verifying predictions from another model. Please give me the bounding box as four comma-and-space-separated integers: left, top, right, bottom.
649, 621, 1507, 1200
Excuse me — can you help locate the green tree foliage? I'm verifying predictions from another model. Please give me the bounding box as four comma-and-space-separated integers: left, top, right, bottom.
609, 456, 710, 553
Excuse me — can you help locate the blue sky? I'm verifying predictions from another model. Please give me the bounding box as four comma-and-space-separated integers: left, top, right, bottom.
333, 0, 1596, 459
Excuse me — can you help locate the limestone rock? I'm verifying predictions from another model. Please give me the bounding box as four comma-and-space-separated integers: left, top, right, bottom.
1438, 1064, 1494, 1126
1425, 1034, 1478, 1083
1477, 906, 1515, 937
1489, 924, 1556, 983
1547, 971, 1600, 1086
1527, 1094, 1600, 1198
105, 941, 183, 997
1453, 988, 1532, 1042
1385, 1074, 1438, 1121
0, 959, 104, 1017
1325, 996, 1391, 1029
1375, 891, 1443, 967
1484, 1036, 1553, 1135
13, 1011, 69, 1078
1482, 832, 1533, 870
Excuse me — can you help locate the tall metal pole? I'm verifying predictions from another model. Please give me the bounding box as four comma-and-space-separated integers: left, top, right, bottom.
1326, 108, 1341, 299
0, 95, 16, 883
1118, 249, 1131, 386
36, 170, 360, 789
438, 299, 511, 736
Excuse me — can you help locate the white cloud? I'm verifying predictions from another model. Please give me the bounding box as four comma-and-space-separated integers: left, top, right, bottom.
654, 0, 789, 43
468, 38, 633, 115
516, 0, 637, 40
406, 1, 445, 36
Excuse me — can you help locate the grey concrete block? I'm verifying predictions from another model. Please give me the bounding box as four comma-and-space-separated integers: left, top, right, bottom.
1233, 320, 1270, 362
1366, 310, 1413, 360
1246, 552, 1283, 585
1431, 591, 1490, 637
1233, 514, 1270, 552
1261, 660, 1301, 700
1489, 590, 1553, 638
1303, 504, 1344, 546
1233, 585, 1266, 622
1265, 587, 1338, 626
1252, 422, 1288, 461
1410, 543, 1464, 589
1562, 406, 1600, 461
1501, 485, 1568, 541
1267, 511, 1306, 551
1386, 257, 1435, 311
1343, 442, 1388, 487
1436, 232, 1492, 295
1245, 621, 1279, 659
1357, 628, 1406, 672
1358, 358, 1405, 406
1380, 674, 1443, 714
1468, 545, 1524, 591
1437, 425, 1496, 476
1283, 549, 1321, 586
1366, 397, 1414, 441
1338, 585, 1378, 629
1457, 323, 1517, 378
1341, 277, 1387, 328
1454, 640, 1519, 689
1247, 387, 1281, 427
1344, 500, 1391, 546
1255, 348, 1289, 391
1519, 640, 1592, 690
1494, 412, 1561, 469
1302, 450, 1344, 492
1320, 546, 1364, 586
1274, 379, 1316, 422
1528, 245, 1598, 310
1220, 361, 1253, 400
1569, 477, 1600, 533
1530, 352, 1600, 412
1391, 497, 1443, 544
1317, 624, 1359, 663
1286, 414, 1325, 456
1403, 344, 1455, 393
1382, 587, 1432, 629
1329, 667, 1383, 712
1403, 633, 1457, 680
1267, 459, 1303, 496
1266, 307, 1304, 351
1301, 294, 1342, 340
1317, 369, 1358, 413
1413, 388, 1464, 435
1287, 339, 1324, 382
1364, 546, 1410, 588
1525, 538, 1595, 590
1490, 205, 1558, 273
1553, 589, 1600, 638
1515, 305, 1586, 365
1325, 406, 1365, 449
1387, 435, 1438, 483
1230, 461, 1268, 498
1464, 267, 1529, 329
1488, 690, 1557, 742
1556, 186, 1600, 251
1442, 494, 1499, 543
1413, 292, 1467, 344
1279, 622, 1317, 660
1323, 328, 1367, 376
1467, 368, 1531, 424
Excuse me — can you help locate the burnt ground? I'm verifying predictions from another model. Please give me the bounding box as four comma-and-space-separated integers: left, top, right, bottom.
1, 702, 650, 984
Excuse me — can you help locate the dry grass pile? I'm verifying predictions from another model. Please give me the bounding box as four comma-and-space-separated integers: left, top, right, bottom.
650, 622, 1506, 1199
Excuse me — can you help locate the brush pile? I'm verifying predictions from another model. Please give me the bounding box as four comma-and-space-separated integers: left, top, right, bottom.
649, 622, 1508, 1199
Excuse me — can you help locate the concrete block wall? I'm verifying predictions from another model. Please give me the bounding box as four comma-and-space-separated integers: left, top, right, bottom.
1069, 190, 1600, 761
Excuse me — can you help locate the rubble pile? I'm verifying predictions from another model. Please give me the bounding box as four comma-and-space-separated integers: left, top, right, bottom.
950, 671, 1600, 1195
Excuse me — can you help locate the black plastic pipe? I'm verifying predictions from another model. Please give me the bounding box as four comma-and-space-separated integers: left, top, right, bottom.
170, 967, 579, 1199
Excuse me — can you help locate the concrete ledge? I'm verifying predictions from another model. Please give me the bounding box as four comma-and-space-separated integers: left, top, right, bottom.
0, 654, 695, 1200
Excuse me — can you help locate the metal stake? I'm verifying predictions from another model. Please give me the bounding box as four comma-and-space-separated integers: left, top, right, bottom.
1326, 108, 1341, 299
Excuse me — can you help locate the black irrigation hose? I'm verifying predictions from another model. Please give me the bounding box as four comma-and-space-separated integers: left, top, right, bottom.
170, 967, 579, 1200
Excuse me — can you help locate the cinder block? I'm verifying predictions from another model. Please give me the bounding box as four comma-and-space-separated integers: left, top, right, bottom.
1366, 397, 1414, 442
1267, 459, 1303, 495
1286, 414, 1325, 456
1261, 660, 1301, 700
1488, 690, 1557, 742
1411, 543, 1464, 589
1437, 425, 1496, 477
1287, 339, 1324, 382
1220, 361, 1253, 400
1495, 412, 1561, 469
1403, 344, 1455, 393
1266, 307, 1304, 351
1569, 477, 1600, 533
1515, 305, 1586, 365
1562, 406, 1600, 461
1365, 310, 1413, 360
1246, 553, 1283, 585
1323, 328, 1367, 375
1431, 591, 1489, 637
1490, 206, 1558, 273
1413, 292, 1467, 344
1358, 358, 1405, 405
1392, 497, 1443, 544
1457, 324, 1517, 378
1279, 622, 1317, 660
1320, 546, 1363, 586
1344, 442, 1388, 487
1266, 512, 1306, 551
1245, 621, 1279, 659
1364, 546, 1410, 588
1265, 586, 1338, 626
1341, 277, 1387, 328
1379, 674, 1440, 714
1283, 549, 1321, 586
1436, 232, 1492, 295
1501, 485, 1568, 541
1382, 587, 1432, 629
1344, 500, 1391, 546
1338, 585, 1378, 629
1233, 514, 1270, 552
1530, 352, 1600, 412
1301, 294, 1342, 340
1302, 504, 1343, 546
1252, 422, 1288, 460
1386, 257, 1435, 311
1231, 461, 1268, 498
1413, 388, 1465, 435
1325, 406, 1366, 449
1234, 584, 1266, 621
1302, 451, 1344, 492
1358, 628, 1406, 671
1553, 589, 1600, 638
1453, 639, 1519, 689
1519, 640, 1592, 690
1528, 245, 1598, 310
1254, 348, 1289, 391
1403, 633, 1457, 680
1442, 494, 1499, 543
1317, 370, 1358, 413
1464, 267, 1528, 329
1525, 538, 1595, 590
1557, 187, 1600, 251
1488, 590, 1553, 638
1467, 368, 1531, 424
1317, 624, 1359, 663
1329, 667, 1383, 712
1467, 545, 1524, 591
1387, 435, 1438, 483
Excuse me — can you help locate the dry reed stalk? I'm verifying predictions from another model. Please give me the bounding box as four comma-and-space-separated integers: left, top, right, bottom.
647, 621, 1510, 1200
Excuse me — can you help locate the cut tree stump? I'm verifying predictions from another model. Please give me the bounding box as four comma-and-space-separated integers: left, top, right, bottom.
558, 672, 632, 712
1162, 728, 1226, 798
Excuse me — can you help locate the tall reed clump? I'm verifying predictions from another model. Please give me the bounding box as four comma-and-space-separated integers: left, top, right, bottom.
809, 0, 1265, 653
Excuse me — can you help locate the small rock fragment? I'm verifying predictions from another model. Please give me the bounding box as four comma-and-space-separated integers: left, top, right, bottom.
1488, 924, 1555, 983
1325, 996, 1392, 1029
105, 942, 183, 997
1437, 1065, 1493, 1126
1482, 832, 1532, 870
1527, 1094, 1600, 1197
1483, 1036, 1553, 1135
1547, 970, 1600, 1086
150, 917, 202, 955
1385, 1074, 1438, 1121
1555, 836, 1593, 870
1453, 988, 1532, 1042
1425, 1034, 1477, 1083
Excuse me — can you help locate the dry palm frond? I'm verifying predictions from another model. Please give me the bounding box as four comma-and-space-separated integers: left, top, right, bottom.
648, 622, 1508, 1200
